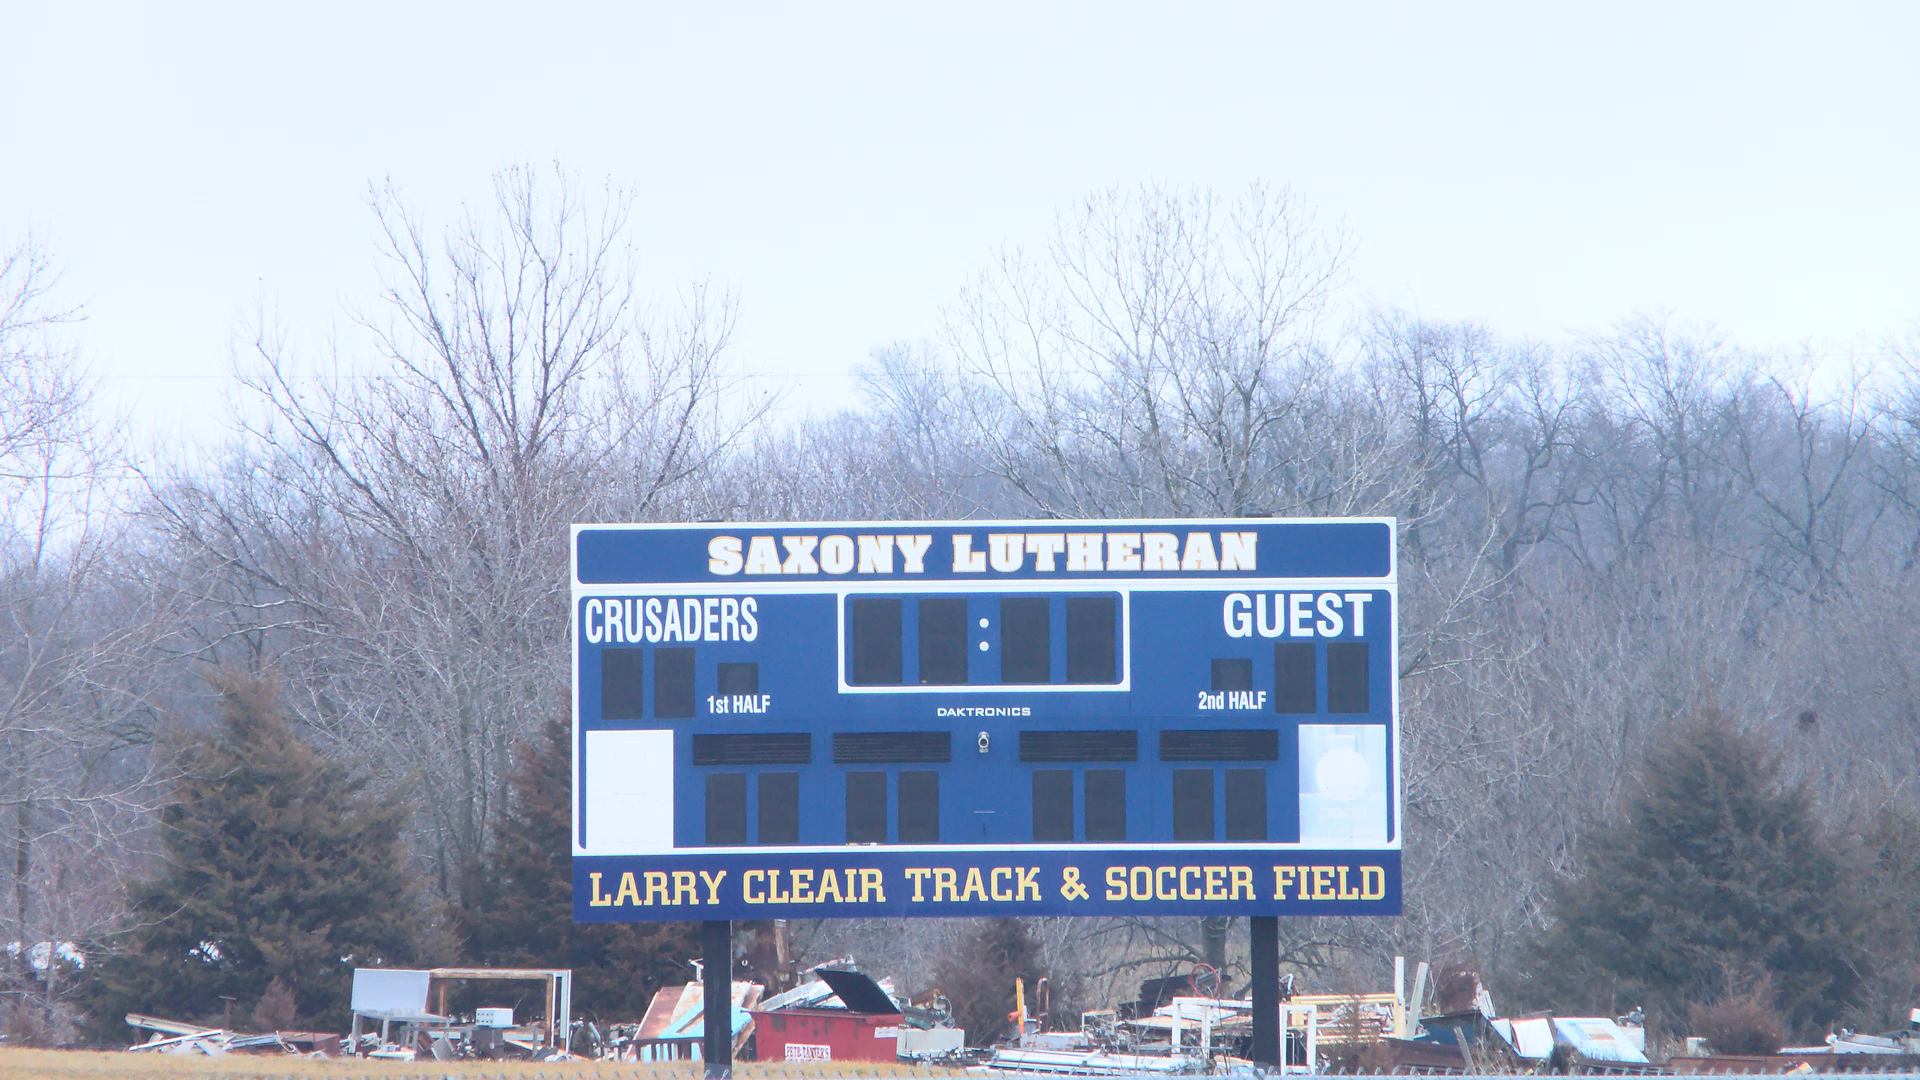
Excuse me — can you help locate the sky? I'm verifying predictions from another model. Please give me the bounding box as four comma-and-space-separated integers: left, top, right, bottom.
2, 3, 1917, 444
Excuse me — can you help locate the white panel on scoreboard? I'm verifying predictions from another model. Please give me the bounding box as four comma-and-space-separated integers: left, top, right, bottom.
582, 729, 675, 855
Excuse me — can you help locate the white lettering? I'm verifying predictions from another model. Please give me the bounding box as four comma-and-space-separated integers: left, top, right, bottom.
951, 534, 987, 572
1026, 533, 1066, 571
819, 534, 855, 574
1142, 532, 1179, 571
1316, 592, 1345, 637
740, 597, 759, 641
644, 597, 663, 642
780, 536, 820, 574
708, 536, 743, 575
1289, 593, 1314, 637
857, 534, 895, 573
1345, 593, 1372, 636
1221, 531, 1258, 571
1066, 533, 1103, 571
721, 597, 740, 640
1224, 593, 1253, 638
1256, 593, 1283, 638
1180, 532, 1219, 571
703, 597, 720, 641
1106, 533, 1142, 571
744, 536, 782, 575
663, 598, 683, 641
897, 534, 933, 573
988, 533, 1026, 572
584, 598, 603, 644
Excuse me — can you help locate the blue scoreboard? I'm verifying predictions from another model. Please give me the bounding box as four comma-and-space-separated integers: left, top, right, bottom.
571, 519, 1399, 921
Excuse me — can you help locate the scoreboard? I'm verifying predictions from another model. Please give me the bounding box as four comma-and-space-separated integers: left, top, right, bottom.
571, 518, 1399, 921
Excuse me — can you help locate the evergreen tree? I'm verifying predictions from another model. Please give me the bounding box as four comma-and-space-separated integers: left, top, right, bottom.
1527, 714, 1864, 1038
932, 919, 1045, 1046
459, 710, 698, 1019
78, 671, 421, 1040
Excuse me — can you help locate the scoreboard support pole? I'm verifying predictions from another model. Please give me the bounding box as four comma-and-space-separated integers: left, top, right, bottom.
1250, 915, 1281, 1067
703, 920, 732, 1078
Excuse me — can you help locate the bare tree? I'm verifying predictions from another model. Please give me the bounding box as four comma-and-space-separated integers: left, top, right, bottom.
0, 238, 171, 1040
148, 166, 764, 907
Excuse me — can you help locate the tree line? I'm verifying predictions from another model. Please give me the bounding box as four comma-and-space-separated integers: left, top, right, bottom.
2, 168, 1917, 1044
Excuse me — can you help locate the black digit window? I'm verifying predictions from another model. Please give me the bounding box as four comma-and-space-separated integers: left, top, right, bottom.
601, 648, 645, 720
917, 598, 968, 685
1212, 657, 1253, 691
1327, 642, 1370, 713
845, 772, 887, 843
1172, 769, 1214, 841
1000, 597, 1051, 684
1160, 729, 1279, 762
1065, 596, 1117, 684
898, 771, 940, 843
833, 732, 951, 763
1019, 730, 1137, 762
1273, 642, 1315, 713
758, 772, 799, 845
654, 647, 695, 718
848, 599, 902, 685
1084, 770, 1127, 841
1031, 770, 1074, 842
705, 773, 747, 845
1225, 769, 1267, 841
716, 662, 759, 696
692, 733, 810, 766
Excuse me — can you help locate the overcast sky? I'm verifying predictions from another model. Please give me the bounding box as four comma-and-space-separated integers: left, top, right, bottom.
3, 3, 1916, 442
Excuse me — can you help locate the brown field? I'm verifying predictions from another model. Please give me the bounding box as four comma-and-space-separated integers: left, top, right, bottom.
0, 1049, 962, 1080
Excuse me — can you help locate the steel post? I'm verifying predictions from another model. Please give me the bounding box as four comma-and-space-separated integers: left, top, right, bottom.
1251, 914, 1280, 1067
703, 920, 732, 1078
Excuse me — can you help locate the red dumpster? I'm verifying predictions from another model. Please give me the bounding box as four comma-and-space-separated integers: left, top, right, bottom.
750, 967, 905, 1064
752, 1006, 903, 1063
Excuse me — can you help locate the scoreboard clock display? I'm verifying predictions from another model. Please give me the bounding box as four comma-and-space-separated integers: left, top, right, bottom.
571, 518, 1399, 921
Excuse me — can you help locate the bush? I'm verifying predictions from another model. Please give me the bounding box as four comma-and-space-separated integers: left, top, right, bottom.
1688, 973, 1787, 1055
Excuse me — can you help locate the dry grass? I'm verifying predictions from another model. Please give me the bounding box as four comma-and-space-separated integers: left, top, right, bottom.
0, 1048, 965, 1080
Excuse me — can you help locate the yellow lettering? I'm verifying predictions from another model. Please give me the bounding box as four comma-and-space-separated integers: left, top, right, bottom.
861, 868, 886, 902
588, 872, 614, 907
1337, 866, 1359, 901
1312, 866, 1334, 900
768, 870, 790, 903
817, 868, 844, 903
743, 870, 766, 904
991, 867, 1014, 902
960, 867, 988, 902
614, 872, 641, 907
1205, 866, 1227, 901
1155, 866, 1177, 900
1361, 865, 1386, 900
1130, 866, 1152, 901
1017, 866, 1041, 901
1180, 866, 1201, 900
1106, 866, 1127, 900
700, 869, 728, 904
1230, 865, 1254, 900
790, 868, 814, 903
1296, 865, 1311, 899
672, 871, 698, 906
644, 871, 670, 906
905, 868, 931, 902
934, 867, 959, 902
1272, 866, 1293, 900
